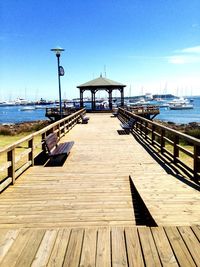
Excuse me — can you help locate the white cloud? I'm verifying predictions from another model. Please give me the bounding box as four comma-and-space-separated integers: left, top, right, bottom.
168, 55, 200, 64
168, 45, 200, 64
181, 46, 200, 54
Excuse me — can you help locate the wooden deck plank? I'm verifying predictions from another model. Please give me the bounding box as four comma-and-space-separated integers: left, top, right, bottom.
0, 229, 33, 267
138, 227, 162, 267
125, 227, 145, 267
62, 228, 84, 267
178, 226, 200, 266
79, 228, 97, 267
164, 227, 196, 267
15, 229, 45, 267
111, 227, 128, 267
96, 227, 111, 267
31, 229, 58, 267
191, 225, 200, 241
151, 227, 178, 267
0, 229, 19, 264
47, 228, 71, 267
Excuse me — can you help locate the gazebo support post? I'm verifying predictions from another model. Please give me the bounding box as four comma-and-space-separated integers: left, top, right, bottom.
94, 90, 97, 110
108, 89, 112, 110
91, 90, 96, 111
80, 89, 84, 108
120, 88, 124, 107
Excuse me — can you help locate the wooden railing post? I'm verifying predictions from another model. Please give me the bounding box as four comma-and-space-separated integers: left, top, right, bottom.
139, 120, 143, 135
161, 129, 165, 154
7, 149, 15, 184
152, 125, 155, 145
64, 119, 67, 134
58, 124, 61, 139
174, 135, 179, 163
42, 133, 46, 152
144, 121, 148, 140
28, 138, 34, 166
194, 144, 200, 182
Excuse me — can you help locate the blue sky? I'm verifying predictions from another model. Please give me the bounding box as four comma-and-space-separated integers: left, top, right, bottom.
0, 0, 200, 101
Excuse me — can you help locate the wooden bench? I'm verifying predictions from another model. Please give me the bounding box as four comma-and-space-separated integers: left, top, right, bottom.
120, 118, 136, 133
79, 114, 89, 124
43, 132, 74, 158
112, 111, 118, 117
112, 108, 118, 117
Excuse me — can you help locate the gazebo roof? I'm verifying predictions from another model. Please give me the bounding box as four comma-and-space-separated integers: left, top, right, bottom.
77, 75, 126, 89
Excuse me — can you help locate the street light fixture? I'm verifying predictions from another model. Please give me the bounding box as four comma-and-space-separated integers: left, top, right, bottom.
51, 46, 65, 118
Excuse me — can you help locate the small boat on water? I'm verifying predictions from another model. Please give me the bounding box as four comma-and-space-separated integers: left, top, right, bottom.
20, 106, 35, 111
168, 97, 194, 110
169, 103, 194, 110
0, 101, 15, 106
35, 105, 47, 109
15, 98, 29, 105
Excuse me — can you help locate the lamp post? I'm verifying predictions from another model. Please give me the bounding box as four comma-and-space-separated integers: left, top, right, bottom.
51, 47, 65, 118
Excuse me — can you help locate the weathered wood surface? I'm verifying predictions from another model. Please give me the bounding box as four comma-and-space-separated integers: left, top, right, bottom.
0, 113, 199, 229
0, 114, 136, 228
0, 226, 199, 267
130, 172, 200, 225
118, 107, 200, 181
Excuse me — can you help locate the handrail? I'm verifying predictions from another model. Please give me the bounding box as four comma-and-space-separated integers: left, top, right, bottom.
128, 105, 159, 115
0, 108, 86, 192
118, 107, 200, 182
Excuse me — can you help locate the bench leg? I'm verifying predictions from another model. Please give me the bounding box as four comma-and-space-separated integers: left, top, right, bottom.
125, 129, 130, 134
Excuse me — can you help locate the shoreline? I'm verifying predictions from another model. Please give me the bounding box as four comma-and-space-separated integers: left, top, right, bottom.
0, 119, 200, 137
154, 119, 200, 140
155, 119, 200, 130
0, 120, 50, 135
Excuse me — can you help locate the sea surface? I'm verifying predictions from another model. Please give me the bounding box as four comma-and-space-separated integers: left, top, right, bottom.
0, 97, 200, 125
0, 106, 48, 124
155, 97, 200, 124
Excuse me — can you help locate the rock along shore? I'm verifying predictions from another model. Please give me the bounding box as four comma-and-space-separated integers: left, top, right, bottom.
0, 120, 50, 135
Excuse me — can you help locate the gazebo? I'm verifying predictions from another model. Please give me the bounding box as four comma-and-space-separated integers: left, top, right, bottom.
77, 75, 126, 111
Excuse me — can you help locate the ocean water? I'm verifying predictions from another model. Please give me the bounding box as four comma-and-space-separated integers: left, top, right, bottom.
0, 106, 47, 124
0, 97, 200, 125
155, 97, 200, 124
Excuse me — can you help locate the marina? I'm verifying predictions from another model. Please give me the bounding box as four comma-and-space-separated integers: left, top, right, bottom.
0, 96, 200, 124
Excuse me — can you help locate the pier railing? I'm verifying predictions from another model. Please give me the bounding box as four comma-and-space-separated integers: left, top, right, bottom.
0, 108, 86, 192
118, 107, 200, 182
127, 105, 159, 115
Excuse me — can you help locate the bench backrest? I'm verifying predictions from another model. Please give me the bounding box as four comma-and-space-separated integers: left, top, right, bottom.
128, 118, 136, 126
80, 114, 88, 119
44, 133, 58, 153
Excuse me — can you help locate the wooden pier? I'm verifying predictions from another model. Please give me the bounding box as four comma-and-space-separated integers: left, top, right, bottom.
0, 111, 200, 266
127, 105, 160, 119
